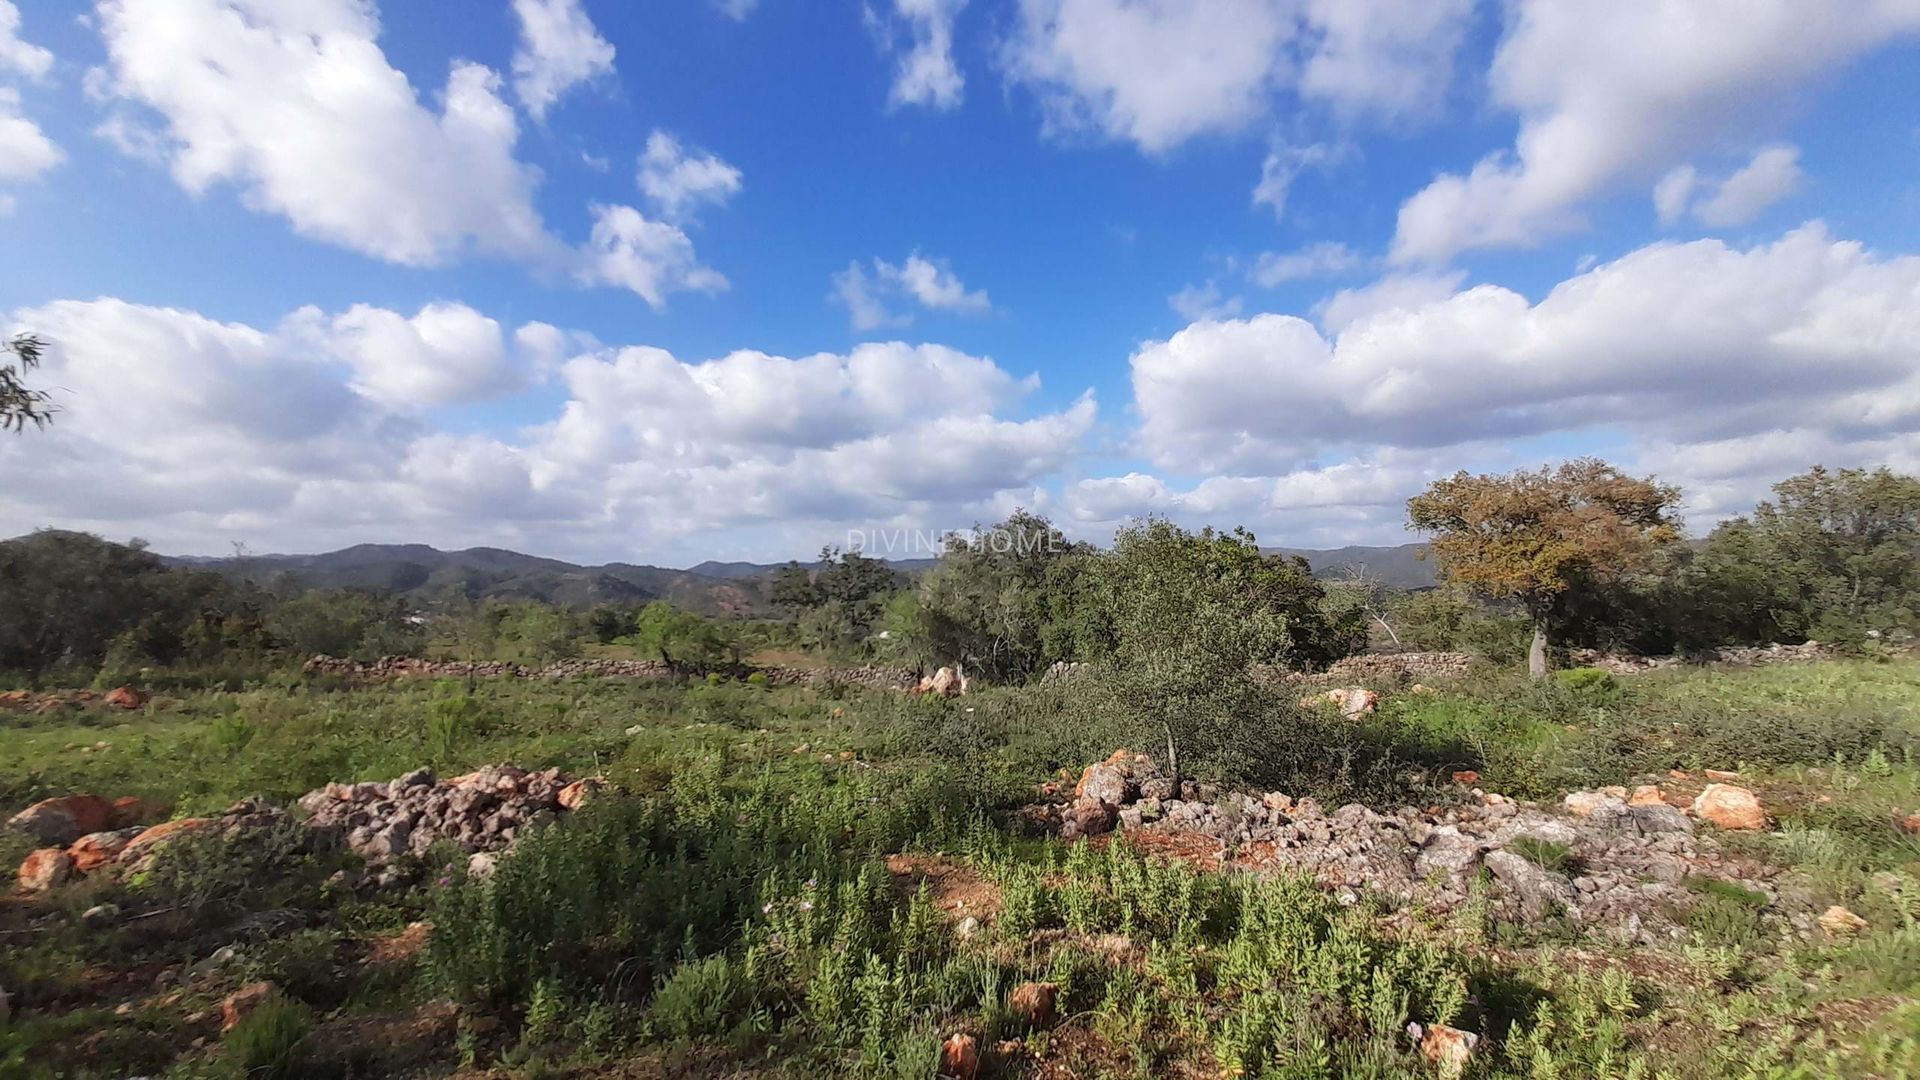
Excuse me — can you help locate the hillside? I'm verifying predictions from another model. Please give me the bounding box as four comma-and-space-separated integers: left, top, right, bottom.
171, 540, 1435, 611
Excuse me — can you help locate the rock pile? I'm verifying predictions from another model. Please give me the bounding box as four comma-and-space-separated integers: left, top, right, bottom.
14, 802, 286, 893
1031, 754, 1788, 942
0, 686, 148, 715
295, 764, 596, 874
1570, 641, 1827, 675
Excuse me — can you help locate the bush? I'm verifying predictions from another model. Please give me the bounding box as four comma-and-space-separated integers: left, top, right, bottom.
222, 997, 314, 1079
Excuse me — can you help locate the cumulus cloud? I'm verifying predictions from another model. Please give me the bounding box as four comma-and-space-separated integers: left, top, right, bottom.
510, 0, 616, 119
1312, 269, 1466, 335
1168, 280, 1241, 322
576, 204, 728, 311
1655, 144, 1804, 228
0, 2, 52, 79
1392, 2, 1920, 264
93, 0, 554, 267
1135, 224, 1920, 476
636, 130, 742, 222
1003, 0, 1473, 154
712, 0, 757, 19
0, 86, 58, 184
0, 299, 1093, 560
831, 252, 991, 331
869, 0, 967, 111
1251, 241, 1363, 286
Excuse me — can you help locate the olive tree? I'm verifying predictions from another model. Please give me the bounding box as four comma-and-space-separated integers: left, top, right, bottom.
1407, 459, 1681, 679
1, 334, 55, 432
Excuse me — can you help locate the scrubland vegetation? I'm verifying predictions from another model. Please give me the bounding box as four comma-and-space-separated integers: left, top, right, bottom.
2, 460, 1917, 1078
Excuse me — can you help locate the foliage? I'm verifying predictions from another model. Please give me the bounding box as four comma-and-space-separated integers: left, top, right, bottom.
221, 997, 315, 1080
769, 548, 902, 654
265, 587, 424, 660
908, 510, 1100, 682
0, 333, 54, 433
1409, 458, 1682, 676
626, 601, 739, 674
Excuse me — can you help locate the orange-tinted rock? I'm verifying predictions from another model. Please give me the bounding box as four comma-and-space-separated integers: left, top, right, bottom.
19, 847, 74, 892
67, 830, 137, 874
1009, 981, 1057, 1029
557, 780, 598, 811
1818, 905, 1868, 938
939, 1033, 979, 1080
1450, 770, 1479, 786
1703, 769, 1741, 782
117, 818, 213, 865
103, 686, 148, 710
110, 796, 166, 829
1898, 812, 1920, 836
7, 794, 116, 846
1692, 784, 1767, 831
220, 981, 281, 1032
1628, 785, 1666, 807
1419, 1023, 1479, 1079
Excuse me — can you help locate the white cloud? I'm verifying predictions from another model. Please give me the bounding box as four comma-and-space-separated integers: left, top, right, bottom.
712, 0, 757, 19
1003, 0, 1474, 154
0, 86, 59, 182
1251, 140, 1340, 221
1392, 2, 1920, 264
1313, 269, 1465, 334
0, 2, 52, 79
831, 252, 990, 331
1298, 0, 1473, 122
1136, 224, 1920, 474
1168, 280, 1241, 322
1, 298, 1095, 561
286, 301, 521, 409
870, 0, 967, 110
1251, 241, 1363, 286
1656, 145, 1803, 228
576, 203, 728, 311
94, 0, 553, 267
510, 0, 616, 120
637, 129, 742, 223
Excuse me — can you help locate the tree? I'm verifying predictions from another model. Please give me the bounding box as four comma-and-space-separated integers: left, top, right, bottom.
910, 510, 1097, 683
1097, 520, 1361, 792
1407, 459, 1681, 679
1320, 564, 1400, 647
1, 334, 55, 433
629, 601, 738, 675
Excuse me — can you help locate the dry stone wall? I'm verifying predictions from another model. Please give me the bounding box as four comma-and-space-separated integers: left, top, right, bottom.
301, 655, 919, 690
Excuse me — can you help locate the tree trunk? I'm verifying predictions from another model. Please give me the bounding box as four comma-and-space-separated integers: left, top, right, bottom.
1162, 721, 1182, 799
1528, 616, 1550, 680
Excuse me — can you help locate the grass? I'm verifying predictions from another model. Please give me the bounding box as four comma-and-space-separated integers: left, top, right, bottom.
1, 658, 1918, 1077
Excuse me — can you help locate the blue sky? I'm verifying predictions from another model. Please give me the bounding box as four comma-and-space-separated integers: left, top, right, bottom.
2, 0, 1918, 565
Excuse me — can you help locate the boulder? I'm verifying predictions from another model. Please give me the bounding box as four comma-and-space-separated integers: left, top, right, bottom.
7, 795, 116, 846
1415, 827, 1483, 878
1692, 785, 1767, 831
1449, 770, 1479, 786
1060, 800, 1117, 840
1563, 791, 1624, 819
1628, 785, 1666, 807
18, 848, 74, 892
103, 686, 147, 710
1417, 1023, 1479, 1079
220, 981, 281, 1033
1008, 981, 1057, 1029
67, 829, 140, 874
1484, 850, 1576, 918
1074, 763, 1129, 808
117, 818, 214, 866
1628, 804, 1693, 835
1818, 905, 1868, 938
939, 1033, 979, 1080
110, 796, 163, 828
557, 779, 598, 811
926, 666, 964, 697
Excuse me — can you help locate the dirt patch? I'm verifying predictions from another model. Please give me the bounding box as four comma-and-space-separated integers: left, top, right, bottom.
885, 853, 1001, 921
364, 920, 433, 968
317, 1001, 459, 1073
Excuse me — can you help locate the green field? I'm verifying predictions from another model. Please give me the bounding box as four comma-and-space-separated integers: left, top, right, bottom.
4, 659, 1920, 1079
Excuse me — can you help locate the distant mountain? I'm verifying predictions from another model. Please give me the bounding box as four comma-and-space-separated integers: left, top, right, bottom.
172, 540, 1435, 612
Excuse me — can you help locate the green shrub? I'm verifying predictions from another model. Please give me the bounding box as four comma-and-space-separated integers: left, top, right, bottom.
1553, 667, 1619, 695
222, 997, 314, 1080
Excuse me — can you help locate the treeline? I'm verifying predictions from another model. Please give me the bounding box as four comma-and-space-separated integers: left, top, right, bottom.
1, 463, 1913, 686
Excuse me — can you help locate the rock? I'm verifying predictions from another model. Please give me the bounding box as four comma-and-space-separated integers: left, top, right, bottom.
1449, 770, 1479, 786
18, 848, 74, 892
1060, 800, 1116, 840
1898, 812, 1920, 836
1316, 687, 1379, 718
1692, 785, 1767, 831
926, 666, 965, 698
220, 982, 280, 1033
103, 686, 147, 710
81, 903, 120, 928
117, 818, 214, 866
1818, 905, 1868, 938
1628, 785, 1666, 807
67, 829, 140, 874
387, 767, 434, 799
1415, 827, 1482, 878
1703, 769, 1741, 781
1008, 981, 1057, 1029
7, 795, 116, 846
556, 779, 597, 811
1074, 763, 1129, 808
111, 796, 162, 828
940, 1033, 979, 1079
1485, 850, 1576, 918
955, 915, 980, 940
1418, 1023, 1479, 1079
466, 852, 498, 879
1563, 790, 1625, 818
1629, 804, 1693, 835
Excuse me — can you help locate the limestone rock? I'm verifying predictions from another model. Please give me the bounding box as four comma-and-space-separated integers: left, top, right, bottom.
1485, 850, 1576, 918
1563, 790, 1625, 818
1628, 785, 1666, 807
67, 829, 140, 874
1417, 1023, 1479, 1079
1692, 785, 1767, 831
7, 795, 116, 846
1818, 905, 1867, 938
103, 686, 147, 710
18, 848, 74, 892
